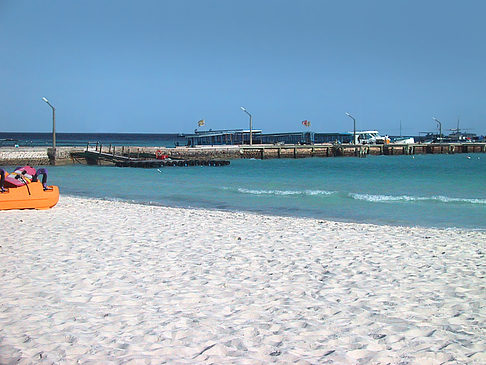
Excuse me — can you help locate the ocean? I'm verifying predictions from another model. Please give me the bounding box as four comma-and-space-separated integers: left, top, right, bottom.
0, 132, 185, 147
2, 133, 485, 230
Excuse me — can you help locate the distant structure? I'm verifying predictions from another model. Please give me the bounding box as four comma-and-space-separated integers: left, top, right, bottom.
184, 129, 262, 146
261, 132, 353, 145
185, 129, 352, 146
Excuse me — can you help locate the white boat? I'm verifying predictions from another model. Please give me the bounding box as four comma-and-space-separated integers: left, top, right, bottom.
392, 137, 415, 144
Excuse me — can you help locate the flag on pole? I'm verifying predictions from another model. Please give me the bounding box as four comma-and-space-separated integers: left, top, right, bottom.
302, 120, 311, 127
198, 119, 205, 127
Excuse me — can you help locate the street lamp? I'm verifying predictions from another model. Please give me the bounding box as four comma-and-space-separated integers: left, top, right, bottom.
42, 97, 56, 148
240, 106, 253, 145
432, 117, 442, 141
345, 112, 356, 144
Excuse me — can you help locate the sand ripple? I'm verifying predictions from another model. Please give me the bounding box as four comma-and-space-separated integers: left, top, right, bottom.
1, 196, 485, 364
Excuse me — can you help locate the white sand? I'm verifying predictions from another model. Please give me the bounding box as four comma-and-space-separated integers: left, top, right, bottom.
0, 196, 485, 364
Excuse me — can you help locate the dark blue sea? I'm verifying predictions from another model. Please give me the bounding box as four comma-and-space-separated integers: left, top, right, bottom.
0, 132, 186, 147
1, 133, 485, 230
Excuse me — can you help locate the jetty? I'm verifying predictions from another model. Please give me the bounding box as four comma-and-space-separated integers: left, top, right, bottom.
0, 142, 485, 166
69, 143, 230, 168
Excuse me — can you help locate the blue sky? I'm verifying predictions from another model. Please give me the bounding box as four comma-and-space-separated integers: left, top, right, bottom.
1, 0, 485, 135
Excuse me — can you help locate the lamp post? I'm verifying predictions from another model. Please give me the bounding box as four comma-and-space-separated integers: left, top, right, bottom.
240, 106, 253, 145
346, 112, 356, 144
42, 97, 56, 148
432, 117, 442, 141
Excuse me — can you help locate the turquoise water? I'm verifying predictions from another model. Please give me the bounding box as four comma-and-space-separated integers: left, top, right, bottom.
41, 154, 486, 230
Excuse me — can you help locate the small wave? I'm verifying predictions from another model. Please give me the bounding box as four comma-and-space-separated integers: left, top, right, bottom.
350, 193, 486, 205
350, 193, 423, 202
236, 188, 335, 196
432, 196, 486, 204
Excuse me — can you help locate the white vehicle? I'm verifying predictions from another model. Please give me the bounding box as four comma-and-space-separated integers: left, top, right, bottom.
349, 131, 390, 144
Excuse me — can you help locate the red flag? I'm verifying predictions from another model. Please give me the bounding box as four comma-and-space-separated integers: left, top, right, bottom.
302, 120, 311, 127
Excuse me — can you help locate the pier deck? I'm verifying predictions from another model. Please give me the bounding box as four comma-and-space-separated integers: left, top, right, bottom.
0, 142, 485, 166
70, 147, 231, 168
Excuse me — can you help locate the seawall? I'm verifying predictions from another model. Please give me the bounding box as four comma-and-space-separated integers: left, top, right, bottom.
1, 143, 485, 166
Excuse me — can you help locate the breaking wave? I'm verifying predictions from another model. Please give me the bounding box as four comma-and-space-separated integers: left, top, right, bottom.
349, 193, 486, 205
235, 188, 335, 196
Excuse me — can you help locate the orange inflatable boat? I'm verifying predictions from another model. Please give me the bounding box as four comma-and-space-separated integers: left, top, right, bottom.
0, 167, 59, 210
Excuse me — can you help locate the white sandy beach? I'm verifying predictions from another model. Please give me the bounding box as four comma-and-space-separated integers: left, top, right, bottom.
0, 196, 485, 364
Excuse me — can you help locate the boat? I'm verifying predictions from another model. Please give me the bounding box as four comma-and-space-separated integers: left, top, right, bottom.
0, 138, 19, 147
392, 137, 415, 144
0, 166, 59, 210
418, 119, 480, 143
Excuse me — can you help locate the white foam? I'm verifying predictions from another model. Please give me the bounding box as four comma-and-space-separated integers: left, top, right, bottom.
236, 188, 335, 196
432, 195, 486, 204
350, 193, 486, 204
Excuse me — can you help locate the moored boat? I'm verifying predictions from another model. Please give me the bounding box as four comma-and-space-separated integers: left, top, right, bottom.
392, 137, 415, 144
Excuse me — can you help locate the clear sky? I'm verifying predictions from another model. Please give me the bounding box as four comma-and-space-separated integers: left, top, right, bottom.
1, 0, 485, 135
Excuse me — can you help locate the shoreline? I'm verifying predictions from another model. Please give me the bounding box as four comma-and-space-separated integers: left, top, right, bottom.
62, 192, 486, 233
1, 196, 485, 363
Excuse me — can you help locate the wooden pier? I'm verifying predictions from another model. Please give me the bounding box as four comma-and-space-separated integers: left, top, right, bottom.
236, 142, 486, 159
70, 141, 486, 166
70, 143, 230, 168
1, 142, 485, 166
